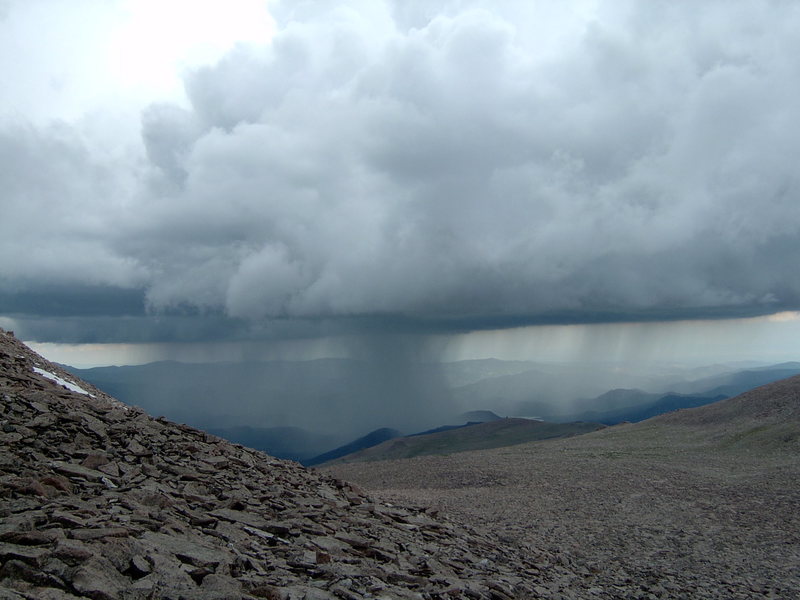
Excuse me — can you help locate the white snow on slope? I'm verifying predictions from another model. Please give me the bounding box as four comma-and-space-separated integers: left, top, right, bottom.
33, 366, 94, 397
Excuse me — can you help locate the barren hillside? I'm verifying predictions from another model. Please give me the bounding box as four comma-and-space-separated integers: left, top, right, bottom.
326, 378, 800, 598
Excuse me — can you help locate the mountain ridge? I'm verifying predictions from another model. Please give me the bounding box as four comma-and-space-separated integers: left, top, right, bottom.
321, 418, 606, 466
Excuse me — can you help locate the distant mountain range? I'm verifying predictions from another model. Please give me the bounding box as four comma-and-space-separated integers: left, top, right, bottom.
539, 362, 800, 424
65, 359, 800, 463
304, 427, 400, 467
666, 362, 800, 396
319, 418, 605, 465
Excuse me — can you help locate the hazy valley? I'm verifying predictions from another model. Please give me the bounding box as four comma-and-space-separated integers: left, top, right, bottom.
66, 358, 800, 465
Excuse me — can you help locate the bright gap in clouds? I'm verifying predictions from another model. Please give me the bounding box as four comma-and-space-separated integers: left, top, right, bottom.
442, 312, 800, 366
108, 0, 275, 105
0, 0, 274, 123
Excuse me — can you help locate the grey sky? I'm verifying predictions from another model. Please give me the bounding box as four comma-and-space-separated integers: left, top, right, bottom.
2, 0, 800, 346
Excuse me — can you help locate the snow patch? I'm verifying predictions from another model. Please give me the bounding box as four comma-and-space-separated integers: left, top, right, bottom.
33, 366, 94, 397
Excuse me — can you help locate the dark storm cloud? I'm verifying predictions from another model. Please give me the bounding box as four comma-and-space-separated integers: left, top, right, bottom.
0, 285, 145, 317
3, 0, 800, 342
0, 122, 146, 288
6, 314, 253, 345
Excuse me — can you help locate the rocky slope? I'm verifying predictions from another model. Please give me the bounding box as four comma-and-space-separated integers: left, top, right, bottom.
327, 378, 800, 599
0, 329, 545, 599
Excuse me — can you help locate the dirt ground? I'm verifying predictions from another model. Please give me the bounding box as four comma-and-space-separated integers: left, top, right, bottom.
324, 421, 800, 599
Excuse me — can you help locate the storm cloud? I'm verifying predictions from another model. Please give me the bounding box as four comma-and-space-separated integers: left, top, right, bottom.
3, 0, 800, 342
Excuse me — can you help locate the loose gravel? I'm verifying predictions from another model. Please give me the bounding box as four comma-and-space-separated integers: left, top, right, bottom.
326, 416, 800, 599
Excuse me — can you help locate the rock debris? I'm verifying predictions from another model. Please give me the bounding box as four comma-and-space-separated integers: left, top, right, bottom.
0, 329, 545, 599
328, 388, 800, 599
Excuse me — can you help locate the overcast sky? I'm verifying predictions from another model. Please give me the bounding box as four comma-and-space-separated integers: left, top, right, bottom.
2, 0, 800, 365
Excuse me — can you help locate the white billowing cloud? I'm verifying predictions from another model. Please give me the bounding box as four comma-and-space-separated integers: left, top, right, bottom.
226, 243, 312, 318
108, 0, 274, 97
3, 0, 800, 334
